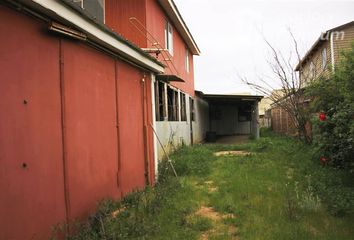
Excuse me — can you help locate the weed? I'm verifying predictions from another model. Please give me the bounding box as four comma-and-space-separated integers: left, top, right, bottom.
55, 134, 354, 240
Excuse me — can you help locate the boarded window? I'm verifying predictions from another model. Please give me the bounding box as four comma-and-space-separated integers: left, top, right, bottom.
155, 81, 166, 121
180, 93, 187, 121
190, 97, 195, 121
167, 87, 179, 121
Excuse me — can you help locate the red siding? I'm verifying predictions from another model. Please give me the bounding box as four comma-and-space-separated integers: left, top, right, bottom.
62, 41, 121, 219
0, 5, 156, 239
0, 6, 66, 239
105, 0, 196, 96
105, 0, 147, 48
116, 62, 147, 194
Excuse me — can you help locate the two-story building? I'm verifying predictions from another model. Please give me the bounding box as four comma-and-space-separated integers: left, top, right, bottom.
0, 0, 204, 239
104, 0, 209, 161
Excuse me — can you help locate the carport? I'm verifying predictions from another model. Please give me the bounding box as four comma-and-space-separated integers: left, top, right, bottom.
203, 94, 263, 141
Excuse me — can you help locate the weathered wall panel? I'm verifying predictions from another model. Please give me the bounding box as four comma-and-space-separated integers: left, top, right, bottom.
1, 3, 158, 239
116, 61, 147, 195
0, 6, 66, 239
105, 0, 147, 48
62, 41, 121, 219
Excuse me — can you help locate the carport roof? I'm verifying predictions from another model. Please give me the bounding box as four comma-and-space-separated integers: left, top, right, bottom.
202, 94, 263, 104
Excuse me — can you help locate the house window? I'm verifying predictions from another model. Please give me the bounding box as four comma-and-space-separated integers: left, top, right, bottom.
165, 21, 173, 55
180, 93, 187, 121
185, 48, 190, 73
322, 48, 327, 70
73, 0, 83, 8
167, 87, 179, 121
190, 97, 195, 121
309, 61, 315, 79
154, 81, 166, 121
72, 0, 105, 23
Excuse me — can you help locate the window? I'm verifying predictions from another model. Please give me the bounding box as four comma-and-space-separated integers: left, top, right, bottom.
154, 81, 166, 121
73, 0, 83, 8
238, 106, 252, 122
309, 61, 315, 79
167, 87, 179, 121
189, 97, 195, 121
322, 48, 327, 70
185, 48, 190, 73
165, 21, 173, 55
180, 93, 187, 121
72, 0, 105, 23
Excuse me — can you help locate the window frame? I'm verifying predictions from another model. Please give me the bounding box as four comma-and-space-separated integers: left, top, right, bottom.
322, 48, 327, 70
309, 61, 315, 79
180, 92, 187, 121
154, 81, 166, 121
165, 21, 174, 55
185, 48, 190, 73
167, 86, 179, 121
74, 0, 105, 23
190, 97, 195, 122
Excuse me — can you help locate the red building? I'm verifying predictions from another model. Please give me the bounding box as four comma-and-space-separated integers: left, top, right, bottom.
0, 0, 200, 239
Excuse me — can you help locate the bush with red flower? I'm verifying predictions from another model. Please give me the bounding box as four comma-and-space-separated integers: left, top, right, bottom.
306, 43, 354, 170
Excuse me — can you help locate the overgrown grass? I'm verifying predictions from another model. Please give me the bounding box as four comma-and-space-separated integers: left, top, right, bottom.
57, 132, 354, 240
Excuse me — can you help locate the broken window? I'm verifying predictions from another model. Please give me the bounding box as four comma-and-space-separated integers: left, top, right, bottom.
190, 97, 195, 121
180, 93, 187, 121
154, 81, 166, 121
167, 87, 179, 121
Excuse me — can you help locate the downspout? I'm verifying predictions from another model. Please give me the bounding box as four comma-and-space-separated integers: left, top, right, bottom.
114, 61, 122, 193
141, 74, 150, 186
59, 39, 70, 233
330, 31, 335, 72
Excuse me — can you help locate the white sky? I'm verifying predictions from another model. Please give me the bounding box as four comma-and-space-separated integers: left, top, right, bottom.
174, 0, 354, 94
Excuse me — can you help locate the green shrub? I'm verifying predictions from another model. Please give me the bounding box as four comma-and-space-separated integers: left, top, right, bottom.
306, 42, 354, 169
171, 145, 215, 177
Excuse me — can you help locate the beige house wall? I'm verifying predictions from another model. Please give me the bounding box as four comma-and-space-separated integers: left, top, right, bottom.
299, 23, 354, 84
333, 26, 354, 66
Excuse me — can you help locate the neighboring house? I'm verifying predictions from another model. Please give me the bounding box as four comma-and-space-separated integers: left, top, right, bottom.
271, 21, 354, 135
0, 0, 203, 239
295, 21, 354, 85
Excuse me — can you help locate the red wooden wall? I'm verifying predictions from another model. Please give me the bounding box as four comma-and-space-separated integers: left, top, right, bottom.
105, 0, 196, 96
145, 0, 195, 96
0, 6, 66, 240
105, 0, 147, 48
0, 4, 155, 239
